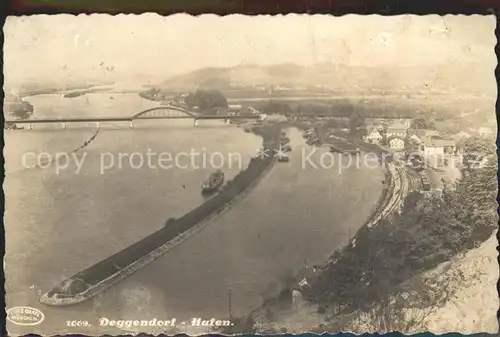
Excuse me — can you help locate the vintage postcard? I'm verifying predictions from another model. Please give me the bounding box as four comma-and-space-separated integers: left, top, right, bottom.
3, 14, 498, 335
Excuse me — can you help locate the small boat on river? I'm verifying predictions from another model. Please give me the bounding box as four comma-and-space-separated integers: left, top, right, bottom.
201, 170, 225, 194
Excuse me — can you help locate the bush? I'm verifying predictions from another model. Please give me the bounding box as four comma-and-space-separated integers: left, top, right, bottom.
8, 101, 34, 120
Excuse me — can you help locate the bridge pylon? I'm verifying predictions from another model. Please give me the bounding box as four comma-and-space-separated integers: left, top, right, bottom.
129, 121, 133, 128
194, 119, 199, 127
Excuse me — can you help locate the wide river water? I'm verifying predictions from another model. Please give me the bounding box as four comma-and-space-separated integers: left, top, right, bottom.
5, 93, 383, 335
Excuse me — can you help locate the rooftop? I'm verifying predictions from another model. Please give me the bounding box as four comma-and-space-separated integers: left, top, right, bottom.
366, 128, 382, 135
387, 123, 410, 131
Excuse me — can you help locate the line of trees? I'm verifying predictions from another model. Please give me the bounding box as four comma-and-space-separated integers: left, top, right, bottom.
257, 99, 424, 119
139, 88, 166, 101
410, 115, 436, 130
6, 101, 34, 120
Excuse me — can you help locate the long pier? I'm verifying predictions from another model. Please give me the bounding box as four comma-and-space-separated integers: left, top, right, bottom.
39, 126, 280, 306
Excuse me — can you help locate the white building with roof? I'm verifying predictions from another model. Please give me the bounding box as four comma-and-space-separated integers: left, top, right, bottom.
389, 137, 405, 150
420, 136, 456, 157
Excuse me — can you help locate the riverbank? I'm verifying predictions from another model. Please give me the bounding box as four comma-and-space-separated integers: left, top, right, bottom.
39, 124, 281, 306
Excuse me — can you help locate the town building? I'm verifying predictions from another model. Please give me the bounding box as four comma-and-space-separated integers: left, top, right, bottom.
405, 129, 457, 167
386, 123, 410, 138
400, 118, 412, 128
364, 129, 383, 144
420, 136, 456, 157
388, 137, 405, 150
390, 118, 412, 128
247, 106, 260, 115
407, 129, 444, 147
177, 93, 189, 105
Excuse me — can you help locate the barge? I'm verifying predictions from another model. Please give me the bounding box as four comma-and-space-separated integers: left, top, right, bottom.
39, 126, 280, 306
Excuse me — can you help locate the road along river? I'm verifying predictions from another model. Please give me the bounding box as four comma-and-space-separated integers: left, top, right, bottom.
5, 93, 383, 335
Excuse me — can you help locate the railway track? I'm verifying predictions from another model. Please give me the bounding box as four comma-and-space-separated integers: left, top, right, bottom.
366, 161, 408, 228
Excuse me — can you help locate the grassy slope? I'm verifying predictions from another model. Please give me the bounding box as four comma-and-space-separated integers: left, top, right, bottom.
304, 148, 497, 331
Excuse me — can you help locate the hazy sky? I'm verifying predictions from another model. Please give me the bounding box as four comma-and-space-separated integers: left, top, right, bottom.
4, 14, 496, 86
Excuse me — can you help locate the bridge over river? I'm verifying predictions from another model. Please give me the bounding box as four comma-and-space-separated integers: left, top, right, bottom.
5, 105, 263, 130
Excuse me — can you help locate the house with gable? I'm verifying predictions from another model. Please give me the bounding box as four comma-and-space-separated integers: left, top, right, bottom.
364, 128, 383, 144
388, 137, 405, 150
420, 136, 456, 157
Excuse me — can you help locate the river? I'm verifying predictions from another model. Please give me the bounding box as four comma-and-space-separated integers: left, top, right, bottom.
4, 92, 383, 335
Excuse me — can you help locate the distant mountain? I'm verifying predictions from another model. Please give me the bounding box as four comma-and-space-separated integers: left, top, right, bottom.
155, 62, 495, 96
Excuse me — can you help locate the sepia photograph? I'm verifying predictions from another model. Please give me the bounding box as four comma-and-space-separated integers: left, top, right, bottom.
3, 13, 498, 335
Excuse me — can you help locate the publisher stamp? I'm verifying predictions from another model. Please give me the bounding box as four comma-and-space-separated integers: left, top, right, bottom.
7, 307, 45, 326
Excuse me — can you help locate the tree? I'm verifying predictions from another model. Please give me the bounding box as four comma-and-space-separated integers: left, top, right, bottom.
380, 120, 389, 132
261, 100, 291, 115
8, 101, 34, 120
349, 110, 365, 134
139, 88, 163, 101
185, 89, 228, 111
461, 136, 496, 169
410, 115, 435, 130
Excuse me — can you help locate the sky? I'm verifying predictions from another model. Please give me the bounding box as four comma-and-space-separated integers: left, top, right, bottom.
3, 14, 497, 87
